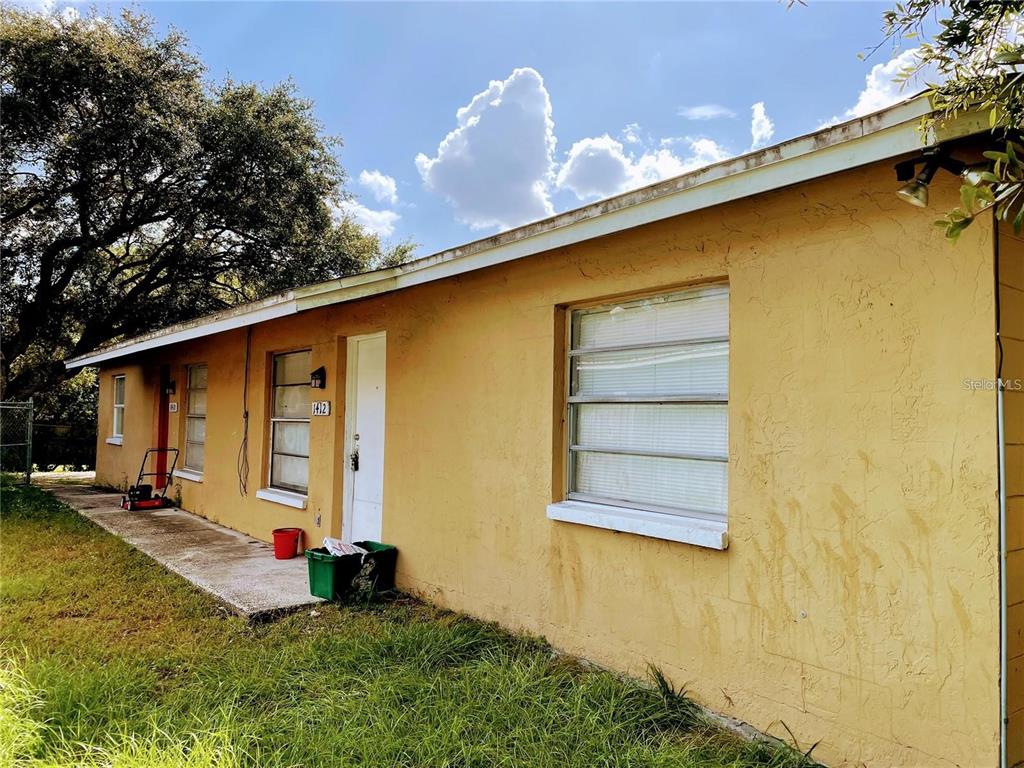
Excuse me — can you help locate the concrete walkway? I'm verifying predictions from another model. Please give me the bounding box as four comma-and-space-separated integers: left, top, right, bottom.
44, 484, 321, 620
32, 470, 96, 485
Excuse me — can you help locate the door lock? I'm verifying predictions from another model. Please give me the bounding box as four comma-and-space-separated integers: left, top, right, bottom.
349, 449, 359, 472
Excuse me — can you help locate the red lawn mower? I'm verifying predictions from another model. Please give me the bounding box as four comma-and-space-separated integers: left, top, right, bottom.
121, 447, 179, 511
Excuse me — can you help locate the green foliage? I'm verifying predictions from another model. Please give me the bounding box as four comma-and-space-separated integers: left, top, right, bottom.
880, 1, 1023, 239
0, 657, 246, 768
372, 239, 420, 270
27, 368, 97, 427
0, 8, 410, 399
935, 142, 1023, 240
0, 655, 43, 768
649, 665, 704, 731
0, 484, 821, 768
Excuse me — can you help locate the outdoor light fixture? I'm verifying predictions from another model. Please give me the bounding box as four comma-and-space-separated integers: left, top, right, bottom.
163, 380, 176, 395
310, 366, 326, 389
896, 158, 939, 208
961, 165, 988, 187
894, 148, 986, 208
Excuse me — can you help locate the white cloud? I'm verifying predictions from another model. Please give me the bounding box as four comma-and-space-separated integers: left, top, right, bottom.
14, 0, 79, 20
622, 123, 642, 144
14, 0, 55, 11
678, 104, 736, 121
750, 102, 774, 150
822, 48, 943, 127
556, 135, 731, 201
336, 199, 400, 238
415, 67, 556, 231
847, 48, 928, 117
686, 137, 733, 165
556, 136, 632, 199
358, 169, 398, 206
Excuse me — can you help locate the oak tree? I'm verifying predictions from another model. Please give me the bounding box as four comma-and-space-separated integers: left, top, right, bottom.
1, 8, 404, 398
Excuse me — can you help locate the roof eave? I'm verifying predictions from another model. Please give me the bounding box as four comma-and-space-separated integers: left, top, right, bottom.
67, 94, 988, 370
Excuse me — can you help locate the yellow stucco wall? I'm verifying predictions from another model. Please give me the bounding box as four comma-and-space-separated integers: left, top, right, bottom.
95, 327, 347, 546
95, 362, 161, 490
94, 161, 1000, 766
1000, 224, 1024, 766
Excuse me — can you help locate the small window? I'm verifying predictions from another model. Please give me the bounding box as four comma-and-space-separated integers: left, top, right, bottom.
270, 350, 311, 494
566, 284, 729, 521
185, 365, 207, 472
112, 375, 126, 437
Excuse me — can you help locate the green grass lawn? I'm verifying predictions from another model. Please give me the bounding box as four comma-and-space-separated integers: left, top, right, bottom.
0, 482, 818, 768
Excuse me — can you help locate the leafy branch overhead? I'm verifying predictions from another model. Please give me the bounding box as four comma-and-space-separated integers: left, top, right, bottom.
0, 8, 413, 399
881, 0, 1023, 240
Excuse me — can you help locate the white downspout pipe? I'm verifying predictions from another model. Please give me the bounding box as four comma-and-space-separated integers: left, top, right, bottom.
995, 210, 1008, 768
999, 380, 1008, 768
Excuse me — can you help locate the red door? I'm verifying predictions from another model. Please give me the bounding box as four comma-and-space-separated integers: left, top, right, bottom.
156, 364, 170, 488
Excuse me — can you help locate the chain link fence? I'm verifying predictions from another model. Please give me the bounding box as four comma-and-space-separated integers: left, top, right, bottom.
0, 400, 33, 485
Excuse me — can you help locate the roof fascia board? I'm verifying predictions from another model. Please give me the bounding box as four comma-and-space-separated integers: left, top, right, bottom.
66, 297, 298, 368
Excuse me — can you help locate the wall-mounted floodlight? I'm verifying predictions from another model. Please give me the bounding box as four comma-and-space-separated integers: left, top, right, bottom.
894, 148, 986, 208
896, 157, 939, 208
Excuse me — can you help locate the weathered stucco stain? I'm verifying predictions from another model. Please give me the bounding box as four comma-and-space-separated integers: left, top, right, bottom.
94, 162, 1001, 766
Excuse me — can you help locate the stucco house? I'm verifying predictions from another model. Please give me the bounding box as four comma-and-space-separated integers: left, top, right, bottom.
68, 95, 1024, 767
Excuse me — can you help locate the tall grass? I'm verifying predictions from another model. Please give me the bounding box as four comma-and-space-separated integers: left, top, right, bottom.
0, 654, 43, 768
0, 482, 820, 767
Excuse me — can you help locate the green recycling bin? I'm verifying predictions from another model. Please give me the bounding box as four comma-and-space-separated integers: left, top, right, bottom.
305, 547, 362, 600
353, 541, 398, 592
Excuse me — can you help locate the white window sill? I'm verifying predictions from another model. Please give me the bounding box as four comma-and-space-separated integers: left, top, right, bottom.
176, 468, 203, 483
256, 487, 308, 509
547, 500, 728, 550
105, 436, 123, 446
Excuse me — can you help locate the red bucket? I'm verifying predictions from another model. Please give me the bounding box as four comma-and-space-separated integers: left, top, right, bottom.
272, 527, 302, 560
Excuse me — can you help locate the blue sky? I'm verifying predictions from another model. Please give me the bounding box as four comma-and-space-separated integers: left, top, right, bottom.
42, 1, 938, 256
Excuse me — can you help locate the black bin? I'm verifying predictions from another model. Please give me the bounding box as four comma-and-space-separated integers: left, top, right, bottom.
354, 541, 398, 592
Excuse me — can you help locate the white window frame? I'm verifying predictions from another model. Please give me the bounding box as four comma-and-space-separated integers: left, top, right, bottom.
110, 374, 126, 443
547, 284, 730, 549
184, 364, 207, 473
268, 350, 311, 496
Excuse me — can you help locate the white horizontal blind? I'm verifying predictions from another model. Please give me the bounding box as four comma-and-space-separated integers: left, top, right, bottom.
185, 364, 207, 472
572, 343, 728, 399
270, 350, 311, 494
568, 285, 728, 520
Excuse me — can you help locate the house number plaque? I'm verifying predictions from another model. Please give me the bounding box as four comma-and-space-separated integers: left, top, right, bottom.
312, 401, 331, 416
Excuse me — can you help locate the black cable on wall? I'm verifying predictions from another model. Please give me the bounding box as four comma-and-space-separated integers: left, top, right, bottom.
237, 326, 252, 496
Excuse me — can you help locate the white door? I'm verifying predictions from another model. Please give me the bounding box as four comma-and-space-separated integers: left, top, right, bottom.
344, 333, 386, 543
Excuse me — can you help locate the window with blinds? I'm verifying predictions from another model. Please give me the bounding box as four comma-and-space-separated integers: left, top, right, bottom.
112, 375, 125, 437
185, 364, 207, 472
270, 350, 311, 494
567, 284, 729, 521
